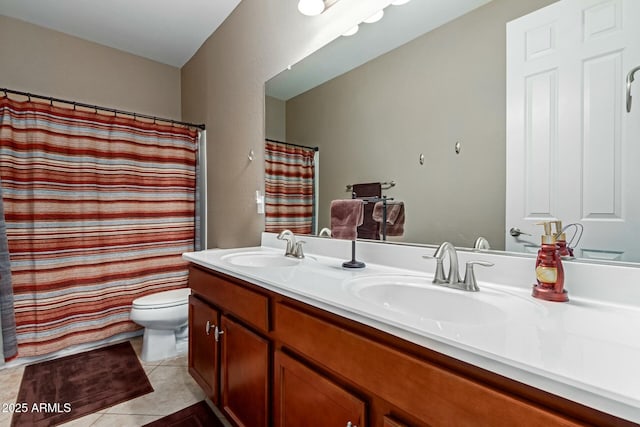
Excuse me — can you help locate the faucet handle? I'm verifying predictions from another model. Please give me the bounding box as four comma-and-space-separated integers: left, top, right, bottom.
291, 240, 306, 259
462, 261, 494, 292
422, 255, 447, 284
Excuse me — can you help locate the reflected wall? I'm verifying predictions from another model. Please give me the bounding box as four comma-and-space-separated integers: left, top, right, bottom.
282, 0, 556, 249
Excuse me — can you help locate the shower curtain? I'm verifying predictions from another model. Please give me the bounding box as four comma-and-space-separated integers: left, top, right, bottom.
0, 96, 199, 358
0, 176, 17, 361
264, 140, 316, 234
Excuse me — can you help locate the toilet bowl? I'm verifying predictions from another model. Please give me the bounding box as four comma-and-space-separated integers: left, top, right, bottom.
130, 288, 191, 362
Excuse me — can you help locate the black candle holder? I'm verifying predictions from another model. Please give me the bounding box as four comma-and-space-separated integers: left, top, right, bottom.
342, 240, 365, 269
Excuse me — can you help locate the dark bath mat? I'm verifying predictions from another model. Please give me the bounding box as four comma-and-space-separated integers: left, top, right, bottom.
142, 401, 225, 427
11, 341, 153, 426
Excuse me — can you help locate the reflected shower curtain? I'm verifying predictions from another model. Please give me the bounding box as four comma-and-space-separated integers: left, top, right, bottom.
0, 96, 198, 357
264, 140, 315, 234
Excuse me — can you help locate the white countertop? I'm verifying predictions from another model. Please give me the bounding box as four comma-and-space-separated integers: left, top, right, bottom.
183, 234, 640, 424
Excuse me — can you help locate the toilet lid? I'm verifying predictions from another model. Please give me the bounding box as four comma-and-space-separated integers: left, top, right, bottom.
132, 288, 191, 309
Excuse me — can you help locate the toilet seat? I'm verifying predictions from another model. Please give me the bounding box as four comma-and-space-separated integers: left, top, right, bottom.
132, 288, 190, 310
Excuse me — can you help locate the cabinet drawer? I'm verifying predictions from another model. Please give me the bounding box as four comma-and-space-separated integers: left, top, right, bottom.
275, 302, 582, 427
189, 266, 269, 332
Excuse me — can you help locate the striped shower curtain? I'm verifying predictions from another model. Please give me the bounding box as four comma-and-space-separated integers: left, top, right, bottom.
0, 176, 17, 361
264, 140, 316, 234
0, 97, 198, 357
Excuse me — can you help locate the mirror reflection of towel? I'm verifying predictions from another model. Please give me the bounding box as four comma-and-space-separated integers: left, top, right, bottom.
373, 201, 405, 237
330, 199, 364, 240
352, 182, 381, 239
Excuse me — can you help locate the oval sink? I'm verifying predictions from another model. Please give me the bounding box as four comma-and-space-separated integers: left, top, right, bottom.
347, 275, 535, 326
221, 251, 301, 268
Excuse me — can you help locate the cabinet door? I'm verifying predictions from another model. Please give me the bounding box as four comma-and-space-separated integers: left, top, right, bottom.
188, 295, 219, 404
274, 351, 366, 427
220, 315, 269, 427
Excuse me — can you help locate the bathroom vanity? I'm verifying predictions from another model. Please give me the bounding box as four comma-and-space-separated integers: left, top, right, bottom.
184, 234, 640, 427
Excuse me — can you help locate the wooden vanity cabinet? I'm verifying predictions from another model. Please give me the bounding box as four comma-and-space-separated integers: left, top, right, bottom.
383, 416, 409, 427
220, 314, 269, 427
274, 302, 590, 427
188, 264, 635, 427
188, 266, 270, 426
188, 295, 219, 403
274, 350, 366, 427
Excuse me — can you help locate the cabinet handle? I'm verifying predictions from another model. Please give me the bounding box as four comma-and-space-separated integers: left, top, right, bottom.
346, 422, 356, 427
214, 325, 225, 342
205, 320, 212, 335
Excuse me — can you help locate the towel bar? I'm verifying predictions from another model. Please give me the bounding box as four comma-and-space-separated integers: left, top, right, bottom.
345, 180, 396, 192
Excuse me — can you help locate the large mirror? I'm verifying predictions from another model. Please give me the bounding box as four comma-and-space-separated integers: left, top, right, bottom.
265, 0, 640, 264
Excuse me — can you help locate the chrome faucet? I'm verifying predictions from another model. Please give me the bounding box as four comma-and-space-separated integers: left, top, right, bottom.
318, 227, 332, 238
473, 236, 491, 250
277, 229, 305, 259
432, 241, 461, 286
424, 241, 493, 292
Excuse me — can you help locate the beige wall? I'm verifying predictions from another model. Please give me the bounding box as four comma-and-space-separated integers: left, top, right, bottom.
181, 0, 392, 248
0, 15, 181, 119
2, 1, 557, 250
265, 96, 286, 142
284, 0, 556, 249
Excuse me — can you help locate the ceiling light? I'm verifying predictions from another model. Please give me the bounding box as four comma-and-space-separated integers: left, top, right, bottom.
342, 25, 359, 37
391, 0, 411, 5
298, 0, 325, 16
363, 10, 384, 24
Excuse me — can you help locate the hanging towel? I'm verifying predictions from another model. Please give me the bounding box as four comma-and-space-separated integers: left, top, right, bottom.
352, 182, 381, 240
373, 201, 405, 237
330, 199, 364, 240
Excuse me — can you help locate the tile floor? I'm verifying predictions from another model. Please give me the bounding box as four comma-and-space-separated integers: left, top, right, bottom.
0, 337, 231, 427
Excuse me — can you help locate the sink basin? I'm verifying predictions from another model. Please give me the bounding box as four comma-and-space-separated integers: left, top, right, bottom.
221, 251, 301, 267
347, 275, 535, 326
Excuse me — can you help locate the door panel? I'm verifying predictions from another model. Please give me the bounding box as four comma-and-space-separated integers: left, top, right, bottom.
274, 351, 366, 427
506, 0, 640, 261
188, 295, 219, 403
220, 315, 269, 427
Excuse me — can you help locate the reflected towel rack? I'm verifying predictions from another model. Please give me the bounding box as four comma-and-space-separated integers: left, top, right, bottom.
345, 195, 395, 241
345, 180, 396, 192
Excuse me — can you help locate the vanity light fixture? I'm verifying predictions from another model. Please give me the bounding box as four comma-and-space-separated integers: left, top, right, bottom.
342, 8, 382, 37
339, 0, 413, 38
363, 9, 384, 24
342, 25, 359, 37
297, 0, 325, 16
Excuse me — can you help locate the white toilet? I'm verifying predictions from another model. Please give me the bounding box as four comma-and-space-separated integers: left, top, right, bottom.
130, 288, 191, 362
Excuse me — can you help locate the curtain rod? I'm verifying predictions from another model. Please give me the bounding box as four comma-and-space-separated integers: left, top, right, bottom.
266, 138, 318, 151
1, 87, 205, 130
